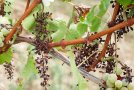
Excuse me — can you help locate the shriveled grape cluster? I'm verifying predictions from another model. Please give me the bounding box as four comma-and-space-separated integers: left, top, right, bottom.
36, 54, 51, 87
3, 62, 14, 79
96, 43, 117, 73
110, 0, 134, 41
33, 12, 52, 87
73, 33, 105, 70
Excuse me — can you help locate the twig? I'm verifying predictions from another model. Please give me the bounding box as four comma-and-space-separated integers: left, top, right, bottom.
15, 36, 35, 45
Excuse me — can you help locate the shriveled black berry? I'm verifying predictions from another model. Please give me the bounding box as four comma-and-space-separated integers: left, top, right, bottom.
33, 12, 52, 88
3, 62, 14, 79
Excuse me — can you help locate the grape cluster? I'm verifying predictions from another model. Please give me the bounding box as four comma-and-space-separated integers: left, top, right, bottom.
73, 33, 105, 69
102, 73, 134, 90
100, 65, 134, 90
122, 65, 133, 83
36, 54, 50, 87
3, 62, 14, 79
110, 0, 134, 41
95, 42, 117, 73
33, 12, 52, 87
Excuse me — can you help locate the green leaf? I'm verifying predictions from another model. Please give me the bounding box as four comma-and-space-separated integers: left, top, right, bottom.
61, 0, 72, 2
69, 52, 88, 90
117, 0, 133, 7
21, 52, 37, 80
90, 17, 101, 32
86, 6, 96, 24
128, 7, 134, 17
51, 21, 67, 42
0, 48, 13, 64
47, 20, 59, 32
86, 0, 110, 32
22, 4, 42, 32
77, 22, 88, 36
66, 24, 80, 40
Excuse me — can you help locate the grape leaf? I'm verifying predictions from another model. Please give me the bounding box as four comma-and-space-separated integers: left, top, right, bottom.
22, 4, 42, 32
86, 6, 96, 24
47, 20, 59, 32
66, 24, 81, 40
69, 52, 88, 90
52, 20, 88, 42
16, 46, 37, 90
51, 21, 67, 42
61, 0, 72, 2
86, 0, 110, 32
21, 51, 37, 80
117, 0, 133, 7
77, 22, 88, 36
0, 48, 13, 64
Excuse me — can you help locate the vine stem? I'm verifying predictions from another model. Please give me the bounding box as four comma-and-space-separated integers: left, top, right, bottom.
49, 17, 134, 48
86, 2, 120, 71
5, 0, 41, 44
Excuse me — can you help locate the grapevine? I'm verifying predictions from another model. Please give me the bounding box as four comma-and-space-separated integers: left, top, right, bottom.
0, 0, 134, 90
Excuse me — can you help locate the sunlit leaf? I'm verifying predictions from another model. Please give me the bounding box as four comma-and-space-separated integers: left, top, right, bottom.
0, 48, 13, 64
51, 21, 67, 42
21, 52, 37, 80
117, 0, 133, 7
66, 24, 80, 40
86, 0, 110, 32
47, 20, 59, 32
77, 22, 88, 36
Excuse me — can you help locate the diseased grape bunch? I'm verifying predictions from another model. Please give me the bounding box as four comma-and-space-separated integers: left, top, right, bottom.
110, 0, 134, 41
33, 12, 52, 88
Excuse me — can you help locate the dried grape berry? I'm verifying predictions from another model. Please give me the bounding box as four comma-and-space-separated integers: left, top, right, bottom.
3, 62, 14, 79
